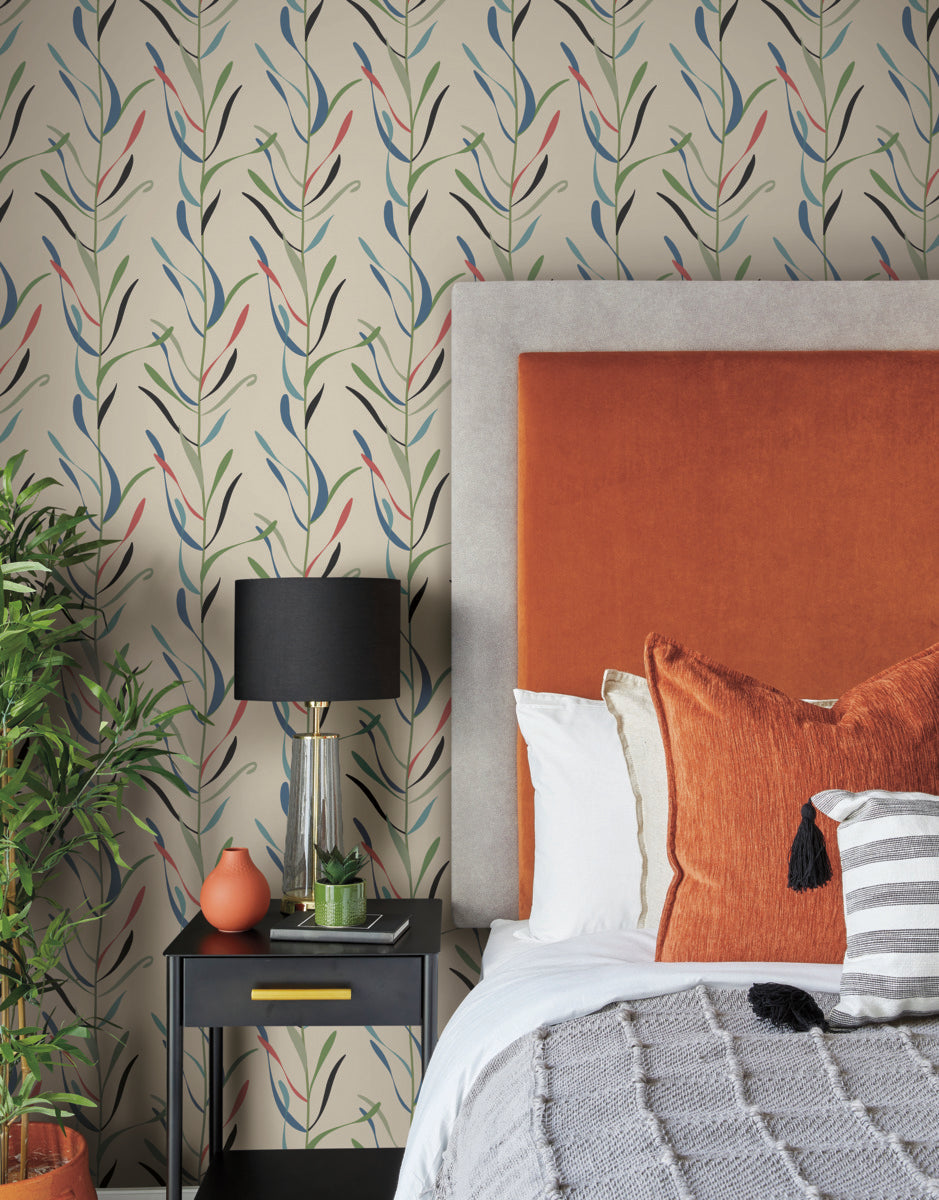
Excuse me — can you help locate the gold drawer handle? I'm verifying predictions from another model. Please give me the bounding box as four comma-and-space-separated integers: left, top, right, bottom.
250, 987, 352, 1001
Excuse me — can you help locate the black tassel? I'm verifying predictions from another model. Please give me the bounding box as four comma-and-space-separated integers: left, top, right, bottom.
787, 801, 832, 892
748, 982, 826, 1032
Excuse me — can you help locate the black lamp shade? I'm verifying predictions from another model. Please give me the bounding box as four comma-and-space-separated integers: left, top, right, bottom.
234, 577, 400, 702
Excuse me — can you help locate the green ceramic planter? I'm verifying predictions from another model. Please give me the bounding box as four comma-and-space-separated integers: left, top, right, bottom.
313, 879, 367, 927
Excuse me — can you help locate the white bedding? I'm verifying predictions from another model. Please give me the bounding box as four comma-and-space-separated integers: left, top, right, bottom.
395, 920, 843, 1200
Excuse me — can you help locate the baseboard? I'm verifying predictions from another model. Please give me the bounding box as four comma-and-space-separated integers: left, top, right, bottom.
99, 1189, 197, 1199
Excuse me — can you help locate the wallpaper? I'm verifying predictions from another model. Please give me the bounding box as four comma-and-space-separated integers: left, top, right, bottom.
0, 0, 935, 1187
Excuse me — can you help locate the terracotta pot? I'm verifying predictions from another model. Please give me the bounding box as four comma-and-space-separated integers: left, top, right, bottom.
200, 847, 270, 932
0, 1122, 95, 1199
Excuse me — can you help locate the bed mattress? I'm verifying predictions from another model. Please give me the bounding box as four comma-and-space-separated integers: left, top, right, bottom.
396, 925, 858, 1200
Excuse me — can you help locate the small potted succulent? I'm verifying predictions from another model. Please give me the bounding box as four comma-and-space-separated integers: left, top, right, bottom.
313, 845, 367, 927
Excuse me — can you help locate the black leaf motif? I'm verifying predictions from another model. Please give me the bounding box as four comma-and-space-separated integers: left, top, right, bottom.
207, 85, 242, 160
659, 192, 700, 240
616, 191, 635, 234
428, 860, 448, 900
308, 156, 341, 204
103, 280, 138, 354
415, 86, 449, 159
552, 0, 594, 46
206, 473, 241, 548
304, 384, 325, 428
139, 387, 181, 434
409, 578, 428, 622
0, 192, 11, 223
101, 544, 133, 592
309, 1056, 345, 1131
346, 0, 387, 45
99, 933, 134, 983
720, 0, 739, 40
243, 192, 285, 240
322, 542, 341, 578
311, 280, 345, 354
102, 155, 134, 204
451, 191, 492, 240
201, 190, 221, 233
35, 192, 77, 238
0, 85, 34, 160
346, 387, 389, 434
722, 155, 755, 205
822, 189, 843, 234
414, 473, 449, 548
204, 349, 236, 398
201, 577, 221, 624
517, 156, 548, 204
412, 348, 444, 399
865, 191, 907, 241
345, 773, 388, 822
760, 0, 802, 47
624, 85, 656, 156
103, 1053, 139, 1128
830, 86, 862, 159
513, 0, 531, 40
98, 384, 117, 427
203, 734, 236, 786
306, 0, 324, 38
0, 351, 29, 398
99, 0, 117, 40
138, 0, 181, 46
410, 736, 444, 785
930, 6, 939, 39
409, 190, 429, 233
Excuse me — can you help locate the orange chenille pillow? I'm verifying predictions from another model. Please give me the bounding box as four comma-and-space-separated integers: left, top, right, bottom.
646, 634, 939, 963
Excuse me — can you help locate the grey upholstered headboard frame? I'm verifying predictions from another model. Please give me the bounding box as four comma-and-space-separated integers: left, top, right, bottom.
450, 280, 939, 929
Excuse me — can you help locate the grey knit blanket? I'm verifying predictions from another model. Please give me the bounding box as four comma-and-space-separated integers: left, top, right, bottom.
433, 984, 939, 1200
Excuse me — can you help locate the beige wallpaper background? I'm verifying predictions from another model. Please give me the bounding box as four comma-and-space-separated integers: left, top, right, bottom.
0, 0, 935, 1186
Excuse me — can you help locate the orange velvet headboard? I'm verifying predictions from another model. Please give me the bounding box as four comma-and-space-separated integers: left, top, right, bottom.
515, 350, 939, 918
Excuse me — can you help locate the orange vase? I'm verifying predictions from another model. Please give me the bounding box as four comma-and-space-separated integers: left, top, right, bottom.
200, 847, 271, 932
1, 1122, 95, 1199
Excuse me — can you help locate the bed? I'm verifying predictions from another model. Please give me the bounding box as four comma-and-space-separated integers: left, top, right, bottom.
396, 282, 939, 1200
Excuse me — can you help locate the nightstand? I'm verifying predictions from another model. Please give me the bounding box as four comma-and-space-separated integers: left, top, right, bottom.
165, 898, 441, 1200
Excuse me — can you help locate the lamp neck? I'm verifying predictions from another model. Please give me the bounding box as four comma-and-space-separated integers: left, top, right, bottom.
305, 700, 329, 739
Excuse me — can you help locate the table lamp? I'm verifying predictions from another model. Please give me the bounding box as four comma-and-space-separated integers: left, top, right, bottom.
233, 577, 400, 913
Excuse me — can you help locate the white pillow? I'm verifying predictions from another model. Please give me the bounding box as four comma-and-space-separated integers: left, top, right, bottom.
601, 669, 838, 933
514, 689, 642, 940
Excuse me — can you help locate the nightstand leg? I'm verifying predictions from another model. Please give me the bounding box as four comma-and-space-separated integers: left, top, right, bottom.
421, 954, 438, 1067
166, 957, 182, 1200
208, 1026, 223, 1158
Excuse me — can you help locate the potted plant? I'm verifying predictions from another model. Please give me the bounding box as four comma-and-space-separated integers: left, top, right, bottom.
313, 845, 368, 927
0, 452, 180, 1191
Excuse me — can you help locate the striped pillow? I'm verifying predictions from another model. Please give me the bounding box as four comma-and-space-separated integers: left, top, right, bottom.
813, 787, 939, 1029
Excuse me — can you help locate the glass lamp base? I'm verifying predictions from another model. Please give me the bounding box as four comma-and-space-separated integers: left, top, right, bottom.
282, 732, 343, 909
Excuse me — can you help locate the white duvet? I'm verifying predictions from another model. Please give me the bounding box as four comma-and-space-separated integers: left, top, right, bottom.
394, 920, 843, 1200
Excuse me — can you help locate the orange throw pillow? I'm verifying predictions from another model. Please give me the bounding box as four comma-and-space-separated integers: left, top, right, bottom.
646, 634, 939, 963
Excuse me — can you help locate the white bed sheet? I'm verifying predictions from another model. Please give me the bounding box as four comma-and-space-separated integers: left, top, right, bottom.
395, 920, 843, 1200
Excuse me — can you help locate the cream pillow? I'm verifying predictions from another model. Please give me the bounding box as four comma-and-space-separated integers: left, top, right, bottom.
515, 689, 643, 940
601, 671, 669, 931
601, 669, 837, 933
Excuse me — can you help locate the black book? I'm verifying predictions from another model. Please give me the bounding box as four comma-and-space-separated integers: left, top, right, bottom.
270, 911, 410, 944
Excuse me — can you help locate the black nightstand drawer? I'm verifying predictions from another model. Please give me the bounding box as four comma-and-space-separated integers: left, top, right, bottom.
183, 955, 422, 1027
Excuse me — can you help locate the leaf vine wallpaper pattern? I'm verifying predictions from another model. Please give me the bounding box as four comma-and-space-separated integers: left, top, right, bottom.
0, 0, 935, 1187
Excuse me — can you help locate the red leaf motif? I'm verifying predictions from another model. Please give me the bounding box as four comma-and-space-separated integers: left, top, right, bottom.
98, 110, 146, 195
154, 68, 204, 132
361, 67, 410, 132
0, 304, 41, 374
306, 497, 354, 575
